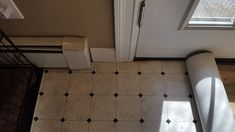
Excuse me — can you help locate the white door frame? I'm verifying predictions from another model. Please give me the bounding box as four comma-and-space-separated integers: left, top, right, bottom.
114, 0, 143, 62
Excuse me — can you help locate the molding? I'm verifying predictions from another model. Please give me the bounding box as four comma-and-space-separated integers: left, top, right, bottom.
178, 0, 198, 30
114, 0, 124, 62
114, 0, 142, 62
90, 48, 116, 62
134, 57, 235, 65
134, 57, 186, 61
129, 0, 143, 61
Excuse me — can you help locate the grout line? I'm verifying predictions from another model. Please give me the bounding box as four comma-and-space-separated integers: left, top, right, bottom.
115, 62, 118, 132
162, 69, 170, 123
60, 72, 70, 132
88, 71, 95, 132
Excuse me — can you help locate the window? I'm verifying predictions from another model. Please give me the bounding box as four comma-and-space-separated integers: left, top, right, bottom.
179, 0, 235, 29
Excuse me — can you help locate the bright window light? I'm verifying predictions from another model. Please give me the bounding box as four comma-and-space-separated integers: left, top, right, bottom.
180, 0, 235, 29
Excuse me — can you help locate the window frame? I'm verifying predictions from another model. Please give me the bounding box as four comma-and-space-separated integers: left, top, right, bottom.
178, 0, 235, 30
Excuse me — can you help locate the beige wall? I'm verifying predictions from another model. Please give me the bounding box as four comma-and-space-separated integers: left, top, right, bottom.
0, 0, 114, 48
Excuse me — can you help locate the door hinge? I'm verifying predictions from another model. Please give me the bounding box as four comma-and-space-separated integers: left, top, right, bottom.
138, 0, 145, 28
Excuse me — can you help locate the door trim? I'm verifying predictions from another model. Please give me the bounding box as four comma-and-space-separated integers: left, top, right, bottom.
114, 0, 143, 62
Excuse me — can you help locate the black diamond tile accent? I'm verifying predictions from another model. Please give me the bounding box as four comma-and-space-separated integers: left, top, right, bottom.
68, 70, 72, 74
138, 72, 142, 75
115, 71, 119, 75
185, 72, 188, 75
163, 93, 168, 98
161, 72, 165, 75
64, 92, 69, 97
166, 119, 171, 124
193, 119, 198, 124
113, 118, 118, 123
39, 92, 44, 96
44, 70, 48, 73
188, 94, 193, 98
92, 71, 96, 74
138, 93, 143, 98
87, 118, 92, 123
33, 116, 39, 121
90, 92, 94, 97
140, 118, 144, 123
61, 117, 65, 122
114, 93, 118, 97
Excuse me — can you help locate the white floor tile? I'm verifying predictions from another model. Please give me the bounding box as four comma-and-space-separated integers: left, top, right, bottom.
166, 96, 194, 122
62, 121, 88, 132
164, 74, 191, 96
117, 62, 140, 72
68, 73, 92, 94
169, 122, 197, 132
93, 73, 116, 94
33, 120, 62, 132
94, 63, 116, 72
90, 95, 115, 120
89, 121, 115, 132
64, 95, 90, 121
117, 73, 140, 95
142, 96, 168, 121
117, 96, 141, 120
163, 61, 186, 74
140, 61, 163, 73
140, 74, 164, 95
143, 121, 170, 132
116, 121, 142, 132
42, 70, 69, 94
31, 61, 202, 132
37, 95, 66, 119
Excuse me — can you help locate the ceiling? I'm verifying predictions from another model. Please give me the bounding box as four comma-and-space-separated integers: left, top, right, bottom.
136, 0, 235, 58
0, 0, 114, 48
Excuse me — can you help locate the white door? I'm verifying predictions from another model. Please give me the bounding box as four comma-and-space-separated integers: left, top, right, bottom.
135, 0, 235, 58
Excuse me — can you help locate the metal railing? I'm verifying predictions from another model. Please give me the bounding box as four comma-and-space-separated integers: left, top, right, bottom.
0, 31, 34, 67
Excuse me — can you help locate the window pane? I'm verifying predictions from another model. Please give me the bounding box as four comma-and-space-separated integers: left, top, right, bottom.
189, 0, 235, 26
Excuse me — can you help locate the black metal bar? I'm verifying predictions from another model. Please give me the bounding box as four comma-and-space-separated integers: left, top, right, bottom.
0, 45, 62, 48
0, 41, 20, 63
0, 48, 16, 64
20, 50, 63, 53
0, 51, 14, 64
0, 49, 63, 53
0, 59, 4, 64
0, 30, 34, 66
0, 31, 41, 132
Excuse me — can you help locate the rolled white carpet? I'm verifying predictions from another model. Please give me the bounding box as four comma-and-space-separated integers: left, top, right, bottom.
186, 52, 235, 132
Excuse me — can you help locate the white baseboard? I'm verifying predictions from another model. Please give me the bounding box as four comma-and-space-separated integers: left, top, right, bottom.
90, 48, 117, 62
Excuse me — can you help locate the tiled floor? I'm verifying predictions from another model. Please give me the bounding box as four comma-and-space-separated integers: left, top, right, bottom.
30, 61, 202, 132
218, 65, 235, 116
